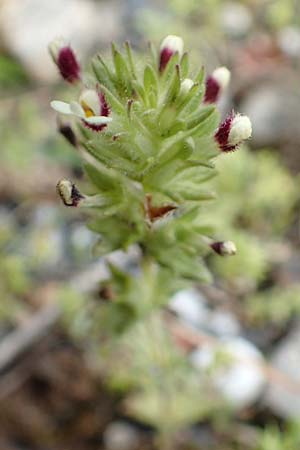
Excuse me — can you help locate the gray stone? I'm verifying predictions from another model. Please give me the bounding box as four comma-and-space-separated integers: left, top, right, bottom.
191, 337, 266, 410
264, 325, 300, 418
240, 82, 300, 147
104, 421, 139, 450
220, 2, 253, 38
169, 288, 210, 328
0, 0, 124, 82
208, 309, 241, 337
278, 26, 300, 59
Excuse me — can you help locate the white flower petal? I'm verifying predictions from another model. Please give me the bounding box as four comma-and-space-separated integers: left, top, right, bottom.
160, 35, 184, 57
84, 116, 112, 125
50, 101, 72, 115
70, 101, 85, 118
79, 89, 100, 115
228, 115, 252, 145
48, 36, 67, 60
212, 67, 231, 90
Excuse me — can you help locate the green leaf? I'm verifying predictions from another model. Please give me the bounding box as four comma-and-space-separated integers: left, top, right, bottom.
84, 163, 120, 192
162, 64, 181, 107
124, 41, 137, 80
186, 105, 216, 130
184, 67, 206, 113
143, 64, 158, 106
92, 55, 116, 94
98, 84, 125, 115
160, 52, 180, 85
111, 43, 132, 96
131, 79, 147, 104
180, 52, 189, 78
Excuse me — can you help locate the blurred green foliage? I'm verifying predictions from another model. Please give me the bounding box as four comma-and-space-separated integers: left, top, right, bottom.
207, 148, 298, 292
257, 422, 300, 450
0, 216, 31, 322
0, 54, 28, 89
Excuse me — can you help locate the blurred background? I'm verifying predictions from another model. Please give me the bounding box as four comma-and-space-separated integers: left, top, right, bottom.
1, 0, 300, 449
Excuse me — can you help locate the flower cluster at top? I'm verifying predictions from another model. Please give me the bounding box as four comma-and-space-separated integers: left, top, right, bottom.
50, 35, 251, 151
49, 35, 252, 282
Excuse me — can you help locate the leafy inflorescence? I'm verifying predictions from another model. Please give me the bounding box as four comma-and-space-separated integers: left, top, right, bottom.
50, 35, 253, 436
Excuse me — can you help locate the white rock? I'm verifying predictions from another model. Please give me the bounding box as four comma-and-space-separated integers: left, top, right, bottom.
104, 421, 139, 450
0, 0, 123, 82
191, 336, 266, 409
209, 310, 241, 336
264, 326, 300, 418
240, 84, 300, 147
169, 288, 209, 327
71, 225, 95, 250
221, 2, 253, 38
278, 26, 300, 58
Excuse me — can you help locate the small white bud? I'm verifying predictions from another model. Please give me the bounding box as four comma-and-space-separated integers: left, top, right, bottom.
211, 240, 237, 256
228, 114, 252, 146
180, 78, 194, 95
212, 66, 231, 90
221, 241, 237, 256
56, 179, 84, 207
160, 35, 184, 56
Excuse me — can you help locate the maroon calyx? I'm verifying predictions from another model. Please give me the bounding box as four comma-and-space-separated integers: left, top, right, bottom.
204, 76, 220, 103
99, 92, 110, 117
56, 181, 85, 207
70, 184, 85, 206
214, 112, 237, 152
159, 47, 174, 72
210, 241, 223, 255
58, 123, 77, 147
144, 194, 177, 222
57, 46, 81, 83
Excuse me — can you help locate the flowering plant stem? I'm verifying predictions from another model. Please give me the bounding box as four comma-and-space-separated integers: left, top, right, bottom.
50, 35, 252, 437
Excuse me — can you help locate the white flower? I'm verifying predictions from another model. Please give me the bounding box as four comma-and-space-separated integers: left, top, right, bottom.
228, 114, 252, 146
51, 89, 112, 130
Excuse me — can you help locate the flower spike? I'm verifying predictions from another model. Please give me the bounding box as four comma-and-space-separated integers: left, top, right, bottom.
51, 89, 112, 132
159, 35, 184, 72
215, 112, 252, 152
204, 66, 231, 103
49, 37, 81, 83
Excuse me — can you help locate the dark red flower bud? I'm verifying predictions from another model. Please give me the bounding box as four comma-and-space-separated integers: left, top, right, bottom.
49, 38, 81, 83
204, 67, 231, 103
215, 111, 252, 152
57, 117, 77, 147
159, 35, 184, 72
